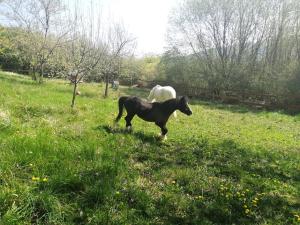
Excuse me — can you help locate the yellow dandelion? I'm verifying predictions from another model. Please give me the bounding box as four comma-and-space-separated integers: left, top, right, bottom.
245, 209, 250, 214
29, 163, 33, 167
243, 204, 248, 208
31, 176, 40, 181
42, 178, 48, 182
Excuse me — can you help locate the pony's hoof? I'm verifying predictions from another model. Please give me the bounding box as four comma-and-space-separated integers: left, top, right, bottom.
158, 134, 167, 141
126, 126, 132, 132
113, 121, 119, 128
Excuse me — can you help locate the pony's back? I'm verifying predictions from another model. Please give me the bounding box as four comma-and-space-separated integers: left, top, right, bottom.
148, 85, 177, 117
150, 85, 176, 102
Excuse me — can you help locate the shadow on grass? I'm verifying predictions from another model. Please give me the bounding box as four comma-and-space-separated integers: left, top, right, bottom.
98, 125, 162, 145
121, 130, 299, 183
41, 165, 120, 224
0, 73, 38, 86
119, 86, 150, 99
99, 124, 298, 182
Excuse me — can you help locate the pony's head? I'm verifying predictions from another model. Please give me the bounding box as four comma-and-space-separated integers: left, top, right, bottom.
178, 96, 192, 116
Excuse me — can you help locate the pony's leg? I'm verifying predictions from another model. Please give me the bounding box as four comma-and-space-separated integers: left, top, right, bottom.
156, 122, 168, 140
160, 124, 168, 140
161, 124, 168, 140
125, 113, 135, 131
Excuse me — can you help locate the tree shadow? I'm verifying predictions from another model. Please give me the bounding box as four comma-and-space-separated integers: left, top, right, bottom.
0, 73, 37, 86
42, 164, 120, 224
189, 99, 299, 116
197, 100, 263, 114
119, 86, 150, 99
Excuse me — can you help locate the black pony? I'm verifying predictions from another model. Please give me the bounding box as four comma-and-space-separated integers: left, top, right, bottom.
115, 96, 192, 139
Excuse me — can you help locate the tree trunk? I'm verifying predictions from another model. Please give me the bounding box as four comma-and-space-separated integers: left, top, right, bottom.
40, 62, 44, 84
32, 66, 37, 81
104, 74, 109, 97
71, 82, 77, 108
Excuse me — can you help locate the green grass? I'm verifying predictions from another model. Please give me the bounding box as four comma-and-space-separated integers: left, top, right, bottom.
0, 71, 299, 225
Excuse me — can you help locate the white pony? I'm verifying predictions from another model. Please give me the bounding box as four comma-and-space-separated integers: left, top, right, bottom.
148, 85, 177, 117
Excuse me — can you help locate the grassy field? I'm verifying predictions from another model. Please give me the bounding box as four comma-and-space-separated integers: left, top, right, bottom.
0, 71, 299, 225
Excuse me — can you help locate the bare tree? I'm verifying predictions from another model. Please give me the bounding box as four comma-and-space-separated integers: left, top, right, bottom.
63, 0, 135, 106
66, 3, 107, 108
68, 39, 106, 108
166, 0, 300, 108
102, 23, 136, 97
169, 0, 300, 91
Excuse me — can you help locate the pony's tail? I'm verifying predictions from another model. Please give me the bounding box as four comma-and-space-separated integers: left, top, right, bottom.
115, 96, 127, 123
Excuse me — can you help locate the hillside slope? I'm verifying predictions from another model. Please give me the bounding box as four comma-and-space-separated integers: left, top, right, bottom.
0, 72, 299, 224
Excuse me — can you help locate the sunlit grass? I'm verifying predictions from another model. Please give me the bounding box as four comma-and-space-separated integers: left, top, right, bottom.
0, 71, 299, 224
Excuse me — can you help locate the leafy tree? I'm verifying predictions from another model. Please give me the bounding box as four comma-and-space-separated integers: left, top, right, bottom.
2, 0, 68, 83
0, 27, 30, 72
